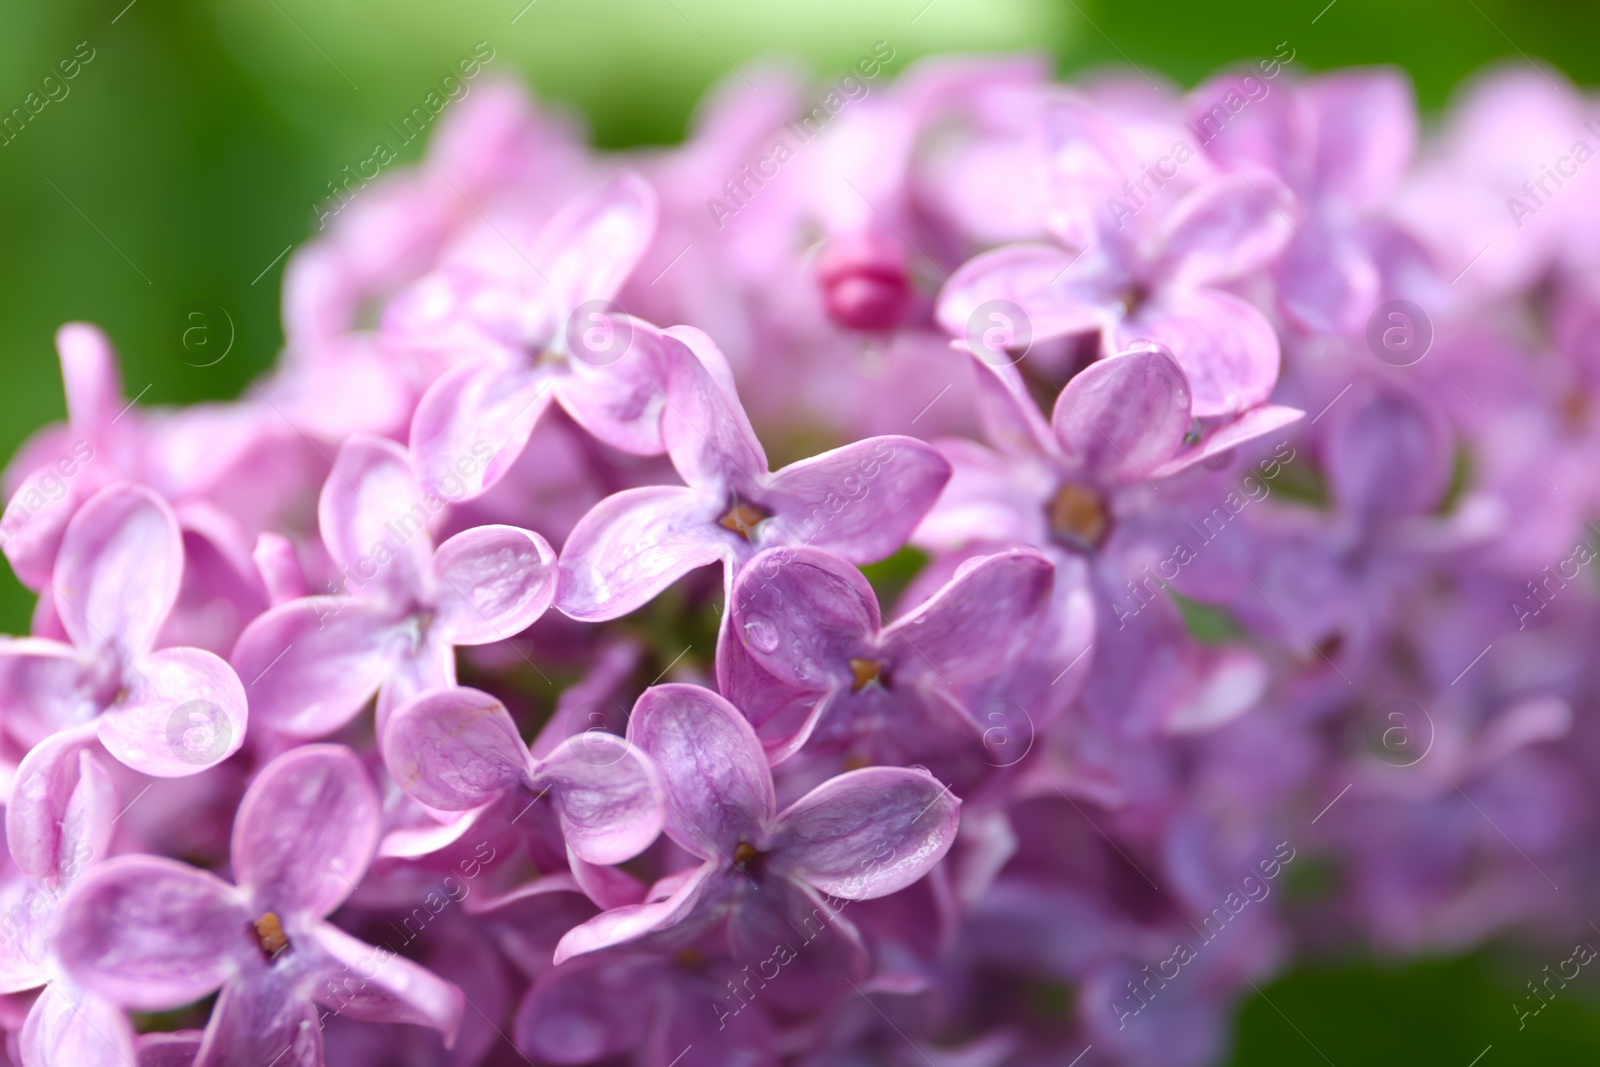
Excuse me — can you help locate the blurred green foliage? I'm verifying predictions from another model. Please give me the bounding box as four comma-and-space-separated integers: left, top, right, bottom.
0, 1, 1595, 1062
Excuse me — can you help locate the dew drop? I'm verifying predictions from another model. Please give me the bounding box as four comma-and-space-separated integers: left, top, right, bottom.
744, 615, 779, 653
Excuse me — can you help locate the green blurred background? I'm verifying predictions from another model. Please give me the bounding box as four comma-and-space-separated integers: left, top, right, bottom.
0, 0, 1595, 1061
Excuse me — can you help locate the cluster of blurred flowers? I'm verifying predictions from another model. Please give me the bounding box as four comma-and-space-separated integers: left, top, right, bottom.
0, 47, 1597, 1067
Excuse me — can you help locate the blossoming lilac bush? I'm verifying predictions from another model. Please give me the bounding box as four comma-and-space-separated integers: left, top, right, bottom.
0, 54, 1596, 1067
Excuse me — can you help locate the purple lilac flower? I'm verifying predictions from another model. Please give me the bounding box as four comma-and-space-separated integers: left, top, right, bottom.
231, 435, 557, 739
56, 744, 464, 1067
556, 326, 950, 620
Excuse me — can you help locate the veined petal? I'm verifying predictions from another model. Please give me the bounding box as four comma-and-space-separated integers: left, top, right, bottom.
97, 647, 247, 777
1114, 287, 1281, 417
232, 745, 379, 919
769, 767, 961, 899
19, 980, 137, 1067
307, 922, 465, 1042
430, 525, 557, 645
725, 547, 877, 694
4, 725, 110, 881
383, 687, 531, 811
409, 359, 554, 502
52, 484, 181, 661
535, 733, 665, 866
318, 435, 435, 598
1052, 343, 1192, 481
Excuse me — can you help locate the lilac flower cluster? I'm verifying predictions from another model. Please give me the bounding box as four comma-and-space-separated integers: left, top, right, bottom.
1, 52, 1597, 1067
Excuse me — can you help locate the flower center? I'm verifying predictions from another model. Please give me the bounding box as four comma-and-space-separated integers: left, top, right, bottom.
848, 657, 887, 693
252, 912, 291, 961
718, 499, 770, 541
1048, 482, 1110, 550
733, 842, 764, 873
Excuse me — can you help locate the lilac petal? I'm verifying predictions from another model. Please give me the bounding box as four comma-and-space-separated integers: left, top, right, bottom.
318, 435, 435, 598
194, 977, 322, 1067
1275, 223, 1380, 335
769, 766, 961, 899
57, 323, 123, 437
230, 597, 398, 738
20, 981, 136, 1067
53, 484, 181, 661
307, 922, 465, 1041
1114, 287, 1280, 417
135, 1032, 205, 1067
534, 733, 665, 866
553, 861, 719, 963
382, 687, 531, 811
252, 532, 305, 606
627, 684, 774, 859
882, 548, 1053, 685
555, 486, 728, 623
1051, 344, 1192, 480
430, 525, 557, 645
550, 319, 671, 455
1156, 172, 1295, 287
965, 355, 1058, 463
232, 744, 379, 918
1153, 405, 1305, 478
762, 437, 952, 564
409, 359, 554, 502
514, 955, 657, 1062
658, 328, 767, 492
5, 726, 109, 880
651, 977, 778, 1067
935, 243, 1117, 343
1322, 378, 1451, 522
0, 864, 53, 990
97, 647, 247, 777
1306, 68, 1415, 209
533, 170, 658, 320
724, 547, 878, 694
374, 632, 454, 740
56, 856, 246, 1010
726, 881, 869, 1010
568, 853, 649, 910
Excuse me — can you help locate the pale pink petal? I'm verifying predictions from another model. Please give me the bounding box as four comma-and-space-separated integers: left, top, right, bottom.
551, 317, 672, 455
533, 171, 658, 322
318, 436, 435, 598
19, 981, 136, 1067
659, 328, 768, 493
1153, 404, 1305, 478
5, 725, 109, 880
935, 244, 1118, 345
1306, 68, 1416, 209
57, 323, 124, 437
52, 484, 181, 661
56, 857, 246, 1010
233, 745, 379, 918
408, 359, 554, 502
1156, 172, 1296, 287
230, 597, 399, 739
431, 525, 557, 645
97, 647, 247, 777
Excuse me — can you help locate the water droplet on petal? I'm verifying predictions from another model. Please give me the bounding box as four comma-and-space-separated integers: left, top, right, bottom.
744, 615, 779, 654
